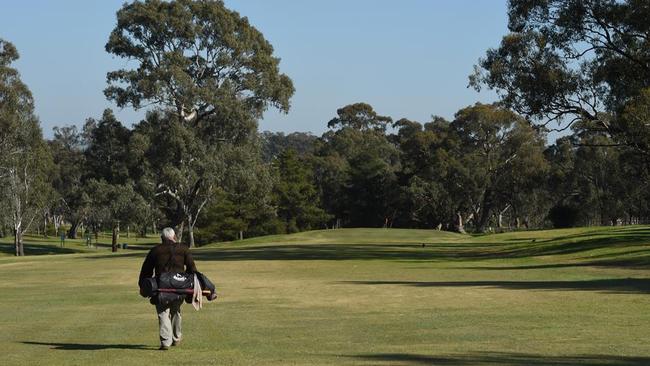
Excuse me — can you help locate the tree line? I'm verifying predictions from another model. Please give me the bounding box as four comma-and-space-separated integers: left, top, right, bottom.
2, 0, 649, 255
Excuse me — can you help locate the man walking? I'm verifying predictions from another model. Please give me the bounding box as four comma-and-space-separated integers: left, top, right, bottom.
139, 227, 197, 350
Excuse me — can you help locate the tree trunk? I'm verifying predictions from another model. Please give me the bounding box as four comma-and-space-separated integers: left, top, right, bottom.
455, 212, 467, 234
14, 226, 24, 256
112, 221, 120, 252
239, 231, 244, 241
19, 231, 24, 256
188, 222, 195, 248
177, 221, 185, 244
126, 225, 130, 238
53, 215, 62, 238
67, 220, 80, 239
14, 228, 20, 256
477, 194, 493, 233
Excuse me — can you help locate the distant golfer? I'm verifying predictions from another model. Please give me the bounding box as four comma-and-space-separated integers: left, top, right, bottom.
139, 227, 197, 350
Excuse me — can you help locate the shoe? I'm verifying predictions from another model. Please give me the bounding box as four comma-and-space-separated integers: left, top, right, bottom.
172, 340, 181, 347
159, 345, 169, 351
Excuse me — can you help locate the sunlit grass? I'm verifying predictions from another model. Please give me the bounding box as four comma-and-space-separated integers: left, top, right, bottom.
1, 226, 649, 365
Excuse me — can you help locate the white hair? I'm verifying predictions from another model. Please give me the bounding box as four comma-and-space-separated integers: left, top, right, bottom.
161, 227, 176, 241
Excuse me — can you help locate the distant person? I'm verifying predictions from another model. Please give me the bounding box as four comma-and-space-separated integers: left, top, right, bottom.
139, 227, 197, 350
85, 231, 92, 247
60, 231, 65, 247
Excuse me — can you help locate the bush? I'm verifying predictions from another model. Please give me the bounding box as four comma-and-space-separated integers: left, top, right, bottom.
548, 205, 581, 228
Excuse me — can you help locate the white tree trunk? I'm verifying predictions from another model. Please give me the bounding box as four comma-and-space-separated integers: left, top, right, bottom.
455, 212, 466, 234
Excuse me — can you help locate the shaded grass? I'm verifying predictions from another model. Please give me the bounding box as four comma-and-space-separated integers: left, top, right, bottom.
348, 352, 650, 365
0, 233, 160, 257
341, 278, 650, 294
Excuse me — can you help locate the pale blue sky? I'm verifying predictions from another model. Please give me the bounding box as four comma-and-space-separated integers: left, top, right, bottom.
0, 0, 508, 138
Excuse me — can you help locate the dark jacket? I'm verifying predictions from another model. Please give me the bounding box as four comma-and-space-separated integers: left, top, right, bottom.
139, 242, 197, 283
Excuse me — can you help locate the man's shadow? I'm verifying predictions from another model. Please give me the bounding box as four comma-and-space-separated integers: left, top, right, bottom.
22, 341, 154, 351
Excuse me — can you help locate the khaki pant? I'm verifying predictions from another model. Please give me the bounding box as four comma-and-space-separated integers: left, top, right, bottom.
156, 298, 183, 347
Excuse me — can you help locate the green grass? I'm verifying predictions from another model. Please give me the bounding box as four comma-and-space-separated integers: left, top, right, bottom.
1, 226, 650, 365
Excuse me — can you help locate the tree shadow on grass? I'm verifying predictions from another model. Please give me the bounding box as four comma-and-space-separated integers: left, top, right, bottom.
191, 237, 650, 265
91, 242, 152, 251
22, 341, 154, 351
456, 248, 650, 271
0, 243, 79, 256
82, 252, 146, 260
192, 244, 491, 262
348, 352, 650, 365
501, 234, 650, 257
340, 278, 650, 294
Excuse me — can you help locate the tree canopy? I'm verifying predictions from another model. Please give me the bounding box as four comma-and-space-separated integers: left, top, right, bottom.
470, 0, 650, 142
105, 0, 294, 125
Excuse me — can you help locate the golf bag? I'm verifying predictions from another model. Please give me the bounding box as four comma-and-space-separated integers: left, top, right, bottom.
139, 277, 158, 298
156, 272, 194, 306
138, 245, 218, 305
157, 271, 194, 290
195, 271, 218, 301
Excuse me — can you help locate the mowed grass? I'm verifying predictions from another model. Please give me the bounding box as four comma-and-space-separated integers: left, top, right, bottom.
1, 226, 650, 365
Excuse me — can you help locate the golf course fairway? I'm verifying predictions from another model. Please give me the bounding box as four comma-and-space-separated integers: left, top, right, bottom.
1, 226, 649, 365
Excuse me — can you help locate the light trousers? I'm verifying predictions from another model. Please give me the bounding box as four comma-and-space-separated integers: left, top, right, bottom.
156, 298, 183, 347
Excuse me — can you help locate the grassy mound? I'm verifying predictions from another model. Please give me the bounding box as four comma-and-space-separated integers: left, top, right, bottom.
207, 228, 467, 247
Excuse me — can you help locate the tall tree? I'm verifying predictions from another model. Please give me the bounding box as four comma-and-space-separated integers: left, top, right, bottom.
315, 103, 399, 227
273, 149, 330, 232
140, 111, 227, 247
49, 125, 86, 238
83, 109, 131, 185
327, 103, 392, 131
196, 140, 277, 242
84, 179, 149, 252
260, 131, 317, 162
471, 0, 650, 148
105, 0, 295, 244
448, 103, 548, 232
392, 117, 458, 229
105, 0, 294, 125
0, 39, 53, 256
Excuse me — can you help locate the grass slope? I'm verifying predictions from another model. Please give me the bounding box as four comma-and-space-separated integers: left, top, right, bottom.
1, 226, 649, 365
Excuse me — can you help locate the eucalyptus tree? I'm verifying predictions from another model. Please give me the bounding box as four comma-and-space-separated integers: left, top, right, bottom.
392, 117, 457, 229
82, 109, 138, 247
196, 139, 277, 242
315, 103, 399, 227
471, 0, 650, 148
0, 39, 53, 255
84, 179, 149, 252
105, 0, 295, 243
273, 149, 330, 233
137, 111, 228, 247
260, 131, 317, 162
49, 125, 87, 238
448, 103, 548, 232
105, 0, 293, 124
83, 109, 131, 185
